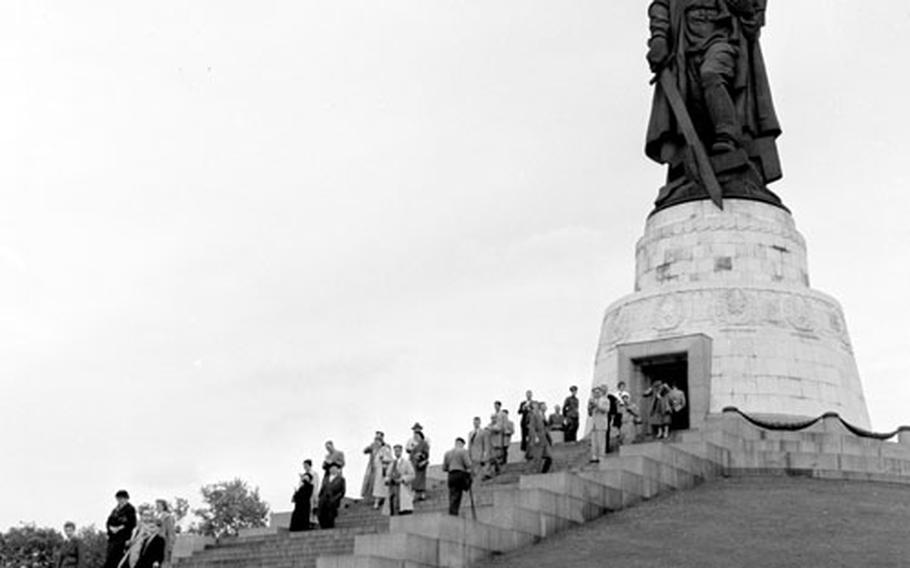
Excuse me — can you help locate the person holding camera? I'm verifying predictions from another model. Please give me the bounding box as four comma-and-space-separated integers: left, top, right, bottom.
361, 432, 393, 509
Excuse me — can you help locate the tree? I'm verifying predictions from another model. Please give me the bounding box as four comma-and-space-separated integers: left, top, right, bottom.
192, 479, 270, 538
0, 524, 62, 568
0, 524, 107, 568
75, 526, 107, 568
172, 498, 190, 530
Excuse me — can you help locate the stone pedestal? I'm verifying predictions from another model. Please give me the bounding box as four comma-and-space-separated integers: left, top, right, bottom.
593, 199, 871, 429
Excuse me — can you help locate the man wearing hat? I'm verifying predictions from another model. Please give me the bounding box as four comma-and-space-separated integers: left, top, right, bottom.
405, 423, 423, 454
562, 386, 581, 442
317, 463, 346, 528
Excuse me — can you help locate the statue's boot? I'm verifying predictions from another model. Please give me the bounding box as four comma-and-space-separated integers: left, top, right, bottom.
703, 73, 739, 154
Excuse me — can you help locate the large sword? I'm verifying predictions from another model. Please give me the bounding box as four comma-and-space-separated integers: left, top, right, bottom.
654, 67, 724, 210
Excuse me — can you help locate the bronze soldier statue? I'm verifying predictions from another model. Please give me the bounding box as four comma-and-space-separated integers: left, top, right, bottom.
645, 0, 784, 211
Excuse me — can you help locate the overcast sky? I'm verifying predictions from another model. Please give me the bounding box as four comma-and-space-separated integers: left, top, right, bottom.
2, 1, 909, 531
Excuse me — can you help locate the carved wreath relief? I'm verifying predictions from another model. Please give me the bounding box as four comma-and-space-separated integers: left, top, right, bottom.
652, 294, 685, 331
784, 295, 814, 332
600, 287, 852, 354
716, 288, 752, 326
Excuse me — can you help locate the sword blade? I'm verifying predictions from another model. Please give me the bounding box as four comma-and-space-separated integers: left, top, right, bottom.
657, 69, 724, 210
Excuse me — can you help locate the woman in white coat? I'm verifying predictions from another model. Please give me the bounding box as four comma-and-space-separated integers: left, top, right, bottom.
588, 386, 611, 462
362, 432, 393, 509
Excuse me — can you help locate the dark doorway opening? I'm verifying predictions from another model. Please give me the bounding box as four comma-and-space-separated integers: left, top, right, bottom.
632, 353, 690, 432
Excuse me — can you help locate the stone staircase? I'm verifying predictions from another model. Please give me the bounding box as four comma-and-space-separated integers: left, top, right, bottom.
177, 410, 910, 568
175, 443, 590, 568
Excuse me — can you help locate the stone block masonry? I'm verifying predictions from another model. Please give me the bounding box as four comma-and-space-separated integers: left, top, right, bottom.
593, 199, 871, 428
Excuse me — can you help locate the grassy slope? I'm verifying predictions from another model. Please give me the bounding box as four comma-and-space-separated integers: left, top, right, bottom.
480, 476, 910, 568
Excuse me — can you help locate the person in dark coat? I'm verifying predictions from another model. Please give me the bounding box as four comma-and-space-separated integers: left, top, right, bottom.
56, 522, 83, 568
153, 500, 176, 568
290, 459, 320, 531
562, 386, 580, 442
607, 390, 622, 452
133, 533, 165, 568
667, 382, 688, 431
517, 390, 535, 452
317, 463, 346, 529
408, 429, 430, 501
103, 490, 137, 568
121, 514, 165, 568
644, 381, 673, 439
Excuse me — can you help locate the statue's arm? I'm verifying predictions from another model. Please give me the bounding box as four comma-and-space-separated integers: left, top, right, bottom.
647, 0, 671, 71
648, 0, 671, 41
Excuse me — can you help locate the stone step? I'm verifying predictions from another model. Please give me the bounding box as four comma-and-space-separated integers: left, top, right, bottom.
810, 469, 910, 485
618, 441, 721, 481
317, 512, 539, 568
480, 489, 569, 538
677, 428, 744, 450
737, 437, 910, 459
576, 466, 649, 507
193, 540, 355, 556
176, 527, 383, 568
669, 440, 732, 472
728, 450, 910, 476
518, 471, 618, 518
183, 549, 354, 565
425, 441, 593, 481
215, 530, 371, 547
608, 455, 682, 495
318, 554, 430, 568
195, 546, 354, 559
181, 551, 351, 566
186, 539, 357, 554
390, 512, 537, 556
334, 517, 389, 530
